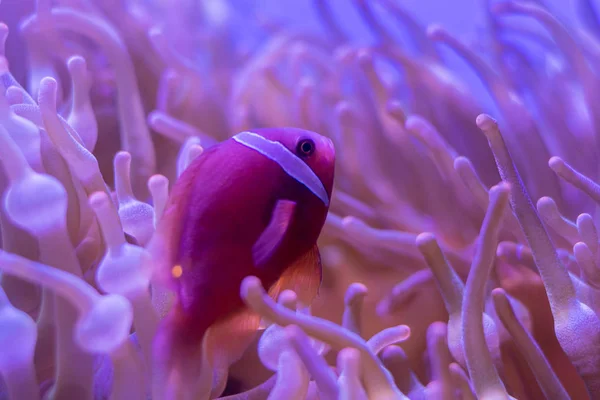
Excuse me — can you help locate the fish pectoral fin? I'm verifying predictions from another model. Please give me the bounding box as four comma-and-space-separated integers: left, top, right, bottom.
268, 244, 323, 307
252, 199, 297, 268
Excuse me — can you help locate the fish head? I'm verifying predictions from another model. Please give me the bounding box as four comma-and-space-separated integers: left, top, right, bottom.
249, 127, 336, 206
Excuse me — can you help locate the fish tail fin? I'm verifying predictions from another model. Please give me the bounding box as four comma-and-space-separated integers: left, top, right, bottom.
152, 309, 262, 399
202, 310, 262, 398
152, 311, 213, 400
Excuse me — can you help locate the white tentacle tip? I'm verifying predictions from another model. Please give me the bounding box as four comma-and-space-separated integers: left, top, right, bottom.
278, 289, 298, 308
476, 114, 498, 131
148, 174, 168, 192
344, 283, 368, 305
74, 294, 133, 354
67, 55, 87, 73
548, 156, 564, 171
89, 191, 110, 210
115, 150, 132, 166
39, 76, 58, 91
240, 276, 265, 303
416, 232, 436, 247
426, 24, 445, 39
490, 181, 510, 197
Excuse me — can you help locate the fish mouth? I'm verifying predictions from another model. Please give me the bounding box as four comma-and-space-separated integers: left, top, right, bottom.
318, 136, 336, 198
321, 136, 336, 160
326, 137, 335, 152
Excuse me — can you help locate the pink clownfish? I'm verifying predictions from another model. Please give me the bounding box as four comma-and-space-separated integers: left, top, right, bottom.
148, 127, 335, 394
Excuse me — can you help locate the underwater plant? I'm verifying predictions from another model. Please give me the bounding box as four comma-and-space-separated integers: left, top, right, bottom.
2, 0, 600, 399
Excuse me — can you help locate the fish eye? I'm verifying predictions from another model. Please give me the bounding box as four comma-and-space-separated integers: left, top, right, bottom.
296, 139, 315, 157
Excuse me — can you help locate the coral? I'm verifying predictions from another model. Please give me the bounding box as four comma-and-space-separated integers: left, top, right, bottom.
2, 0, 600, 399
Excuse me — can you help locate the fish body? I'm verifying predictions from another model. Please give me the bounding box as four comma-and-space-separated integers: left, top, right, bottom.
149, 127, 335, 392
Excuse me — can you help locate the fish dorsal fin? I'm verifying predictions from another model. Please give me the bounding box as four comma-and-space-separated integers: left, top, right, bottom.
252, 199, 296, 268
146, 154, 208, 315
268, 244, 323, 307
146, 205, 180, 317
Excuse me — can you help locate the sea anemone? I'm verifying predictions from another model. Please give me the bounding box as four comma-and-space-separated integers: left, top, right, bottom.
1, 0, 600, 399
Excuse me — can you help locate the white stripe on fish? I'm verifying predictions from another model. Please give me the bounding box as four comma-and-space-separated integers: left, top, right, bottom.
233, 131, 330, 206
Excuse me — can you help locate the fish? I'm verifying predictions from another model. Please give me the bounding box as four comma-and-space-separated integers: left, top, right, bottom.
148, 127, 335, 396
